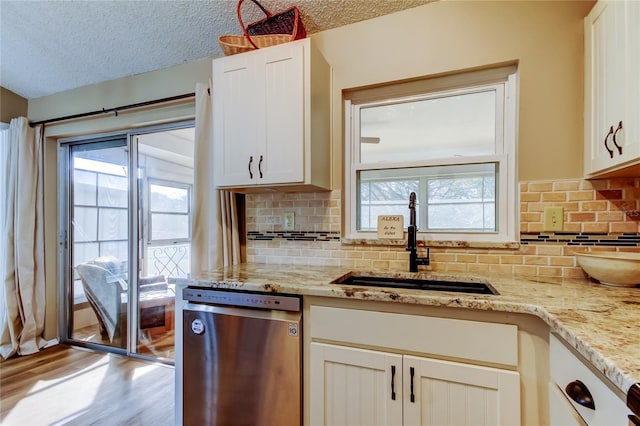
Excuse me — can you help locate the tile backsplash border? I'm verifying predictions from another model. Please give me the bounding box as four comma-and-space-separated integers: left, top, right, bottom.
245, 177, 640, 278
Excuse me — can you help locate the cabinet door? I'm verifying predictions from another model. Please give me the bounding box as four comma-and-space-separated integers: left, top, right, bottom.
622, 0, 640, 163
403, 355, 520, 426
213, 53, 261, 186
310, 342, 403, 426
259, 42, 305, 184
585, 0, 640, 174
585, 0, 627, 173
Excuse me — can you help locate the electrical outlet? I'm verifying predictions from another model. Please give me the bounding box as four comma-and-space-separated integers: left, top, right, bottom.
543, 207, 563, 232
283, 212, 295, 231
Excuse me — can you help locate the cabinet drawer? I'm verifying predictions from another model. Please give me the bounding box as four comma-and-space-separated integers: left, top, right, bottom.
310, 306, 518, 367
549, 334, 629, 425
549, 382, 588, 426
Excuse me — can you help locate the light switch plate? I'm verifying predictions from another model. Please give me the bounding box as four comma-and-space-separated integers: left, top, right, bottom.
283, 212, 295, 231
543, 207, 563, 232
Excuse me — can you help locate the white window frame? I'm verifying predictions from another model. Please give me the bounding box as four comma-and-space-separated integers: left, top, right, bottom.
146, 177, 192, 245
344, 66, 518, 243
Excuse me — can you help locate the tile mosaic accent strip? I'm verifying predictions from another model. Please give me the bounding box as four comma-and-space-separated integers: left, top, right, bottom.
248, 231, 341, 242
521, 232, 640, 247
249, 230, 640, 246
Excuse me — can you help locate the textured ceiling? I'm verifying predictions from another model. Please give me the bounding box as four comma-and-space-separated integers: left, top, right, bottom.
0, 0, 432, 100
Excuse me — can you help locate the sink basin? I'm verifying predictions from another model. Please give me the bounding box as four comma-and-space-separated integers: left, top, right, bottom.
332, 275, 498, 295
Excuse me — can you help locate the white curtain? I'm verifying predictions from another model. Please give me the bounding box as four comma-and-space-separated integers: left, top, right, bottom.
192, 83, 241, 276
218, 190, 241, 268
0, 117, 48, 359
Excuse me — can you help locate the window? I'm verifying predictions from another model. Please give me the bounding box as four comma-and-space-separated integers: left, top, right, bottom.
72, 155, 129, 270
145, 179, 192, 278
71, 145, 130, 304
147, 180, 191, 244
345, 66, 518, 243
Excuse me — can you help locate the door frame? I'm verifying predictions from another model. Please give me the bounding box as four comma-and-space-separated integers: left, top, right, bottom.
57, 120, 194, 361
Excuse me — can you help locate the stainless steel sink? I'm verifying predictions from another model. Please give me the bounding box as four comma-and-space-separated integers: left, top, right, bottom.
332, 275, 498, 295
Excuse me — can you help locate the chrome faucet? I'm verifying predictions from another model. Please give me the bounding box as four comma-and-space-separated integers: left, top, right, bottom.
407, 192, 430, 272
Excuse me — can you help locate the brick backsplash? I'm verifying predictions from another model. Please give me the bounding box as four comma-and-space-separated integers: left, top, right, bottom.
245, 178, 640, 278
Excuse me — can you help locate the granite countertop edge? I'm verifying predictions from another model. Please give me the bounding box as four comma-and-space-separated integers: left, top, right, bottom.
173, 264, 640, 396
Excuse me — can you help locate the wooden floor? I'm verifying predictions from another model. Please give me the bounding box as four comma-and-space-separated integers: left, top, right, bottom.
73, 323, 176, 360
0, 344, 174, 425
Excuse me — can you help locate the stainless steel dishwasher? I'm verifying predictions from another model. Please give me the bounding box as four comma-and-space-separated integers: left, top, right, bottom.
182, 287, 302, 426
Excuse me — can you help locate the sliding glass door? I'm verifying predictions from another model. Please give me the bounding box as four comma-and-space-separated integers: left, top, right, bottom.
134, 128, 193, 359
66, 138, 130, 350
60, 123, 194, 361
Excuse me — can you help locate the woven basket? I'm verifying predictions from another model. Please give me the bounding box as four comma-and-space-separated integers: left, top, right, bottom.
218, 33, 293, 56
218, 0, 305, 56
241, 0, 306, 40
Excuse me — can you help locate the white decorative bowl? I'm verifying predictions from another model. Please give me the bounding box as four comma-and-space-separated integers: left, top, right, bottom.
575, 252, 640, 287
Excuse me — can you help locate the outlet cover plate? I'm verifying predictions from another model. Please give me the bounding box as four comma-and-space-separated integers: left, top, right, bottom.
283, 212, 295, 231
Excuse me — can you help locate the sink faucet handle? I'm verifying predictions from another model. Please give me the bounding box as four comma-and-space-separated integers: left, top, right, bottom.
408, 192, 417, 229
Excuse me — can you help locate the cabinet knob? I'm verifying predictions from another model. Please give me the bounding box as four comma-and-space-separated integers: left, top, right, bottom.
565, 380, 595, 410
612, 121, 623, 155
604, 126, 615, 158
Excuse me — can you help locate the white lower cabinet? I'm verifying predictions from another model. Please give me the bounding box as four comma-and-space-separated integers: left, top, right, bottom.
549, 382, 587, 426
310, 344, 403, 425
309, 306, 521, 426
549, 334, 631, 425
403, 354, 520, 426
310, 343, 520, 426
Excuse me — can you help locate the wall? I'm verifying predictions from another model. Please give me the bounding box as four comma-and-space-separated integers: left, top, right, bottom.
1, 86, 28, 123
313, 0, 595, 184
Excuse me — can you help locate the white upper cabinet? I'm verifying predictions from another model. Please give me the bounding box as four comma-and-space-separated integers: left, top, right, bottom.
212, 38, 331, 190
584, 0, 640, 176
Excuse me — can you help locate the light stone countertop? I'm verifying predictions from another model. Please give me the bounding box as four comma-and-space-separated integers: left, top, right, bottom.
174, 263, 640, 396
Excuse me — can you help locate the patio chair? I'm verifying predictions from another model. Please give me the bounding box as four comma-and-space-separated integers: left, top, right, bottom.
76, 256, 168, 343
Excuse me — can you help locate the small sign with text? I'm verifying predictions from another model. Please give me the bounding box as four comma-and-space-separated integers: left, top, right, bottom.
377, 215, 404, 239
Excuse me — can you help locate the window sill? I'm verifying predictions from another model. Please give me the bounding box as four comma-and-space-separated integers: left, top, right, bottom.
340, 238, 520, 250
